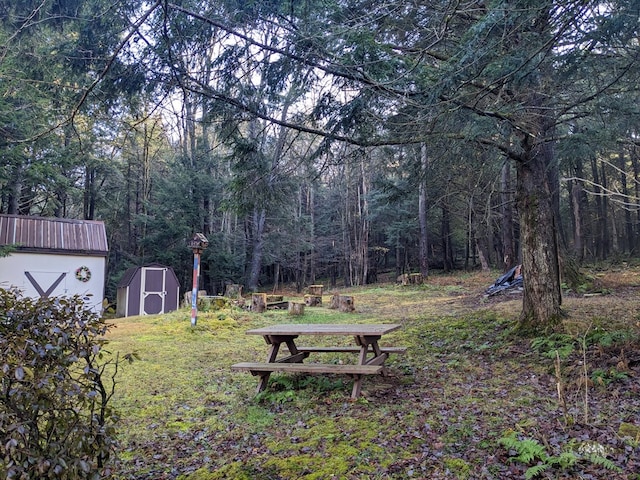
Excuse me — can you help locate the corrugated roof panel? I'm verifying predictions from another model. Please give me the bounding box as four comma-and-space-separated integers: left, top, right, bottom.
0, 214, 108, 255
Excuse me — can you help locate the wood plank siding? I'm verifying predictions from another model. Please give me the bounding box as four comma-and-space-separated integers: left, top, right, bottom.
0, 214, 108, 256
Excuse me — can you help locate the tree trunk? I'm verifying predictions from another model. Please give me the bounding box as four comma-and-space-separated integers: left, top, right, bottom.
476, 238, 490, 272
464, 198, 474, 269
358, 156, 370, 285
619, 149, 633, 253
570, 178, 584, 261
83, 166, 96, 220
247, 207, 266, 291
441, 204, 454, 272
590, 156, 605, 259
632, 146, 640, 253
418, 144, 429, 277
516, 133, 563, 333
395, 234, 402, 277
600, 162, 610, 256
500, 161, 517, 271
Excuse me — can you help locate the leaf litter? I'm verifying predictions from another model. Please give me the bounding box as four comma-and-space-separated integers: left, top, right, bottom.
110, 269, 640, 479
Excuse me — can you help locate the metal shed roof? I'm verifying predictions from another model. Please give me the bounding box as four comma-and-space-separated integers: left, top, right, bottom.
0, 214, 108, 256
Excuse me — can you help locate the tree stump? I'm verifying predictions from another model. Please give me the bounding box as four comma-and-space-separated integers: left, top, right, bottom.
225, 284, 243, 298
308, 284, 324, 296
338, 295, 355, 312
409, 273, 423, 285
251, 293, 267, 313
304, 294, 322, 306
183, 290, 207, 307
200, 296, 229, 310
288, 302, 305, 315
329, 294, 354, 312
329, 294, 340, 309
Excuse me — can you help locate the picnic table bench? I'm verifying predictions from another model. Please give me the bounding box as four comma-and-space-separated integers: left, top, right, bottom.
231, 323, 405, 399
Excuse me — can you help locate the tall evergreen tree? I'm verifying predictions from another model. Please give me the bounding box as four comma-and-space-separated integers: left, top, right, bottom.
154, 0, 640, 332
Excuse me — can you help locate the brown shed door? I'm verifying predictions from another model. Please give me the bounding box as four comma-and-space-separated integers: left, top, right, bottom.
140, 267, 167, 315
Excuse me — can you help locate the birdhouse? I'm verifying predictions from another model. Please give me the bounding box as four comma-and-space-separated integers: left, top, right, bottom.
187, 233, 209, 252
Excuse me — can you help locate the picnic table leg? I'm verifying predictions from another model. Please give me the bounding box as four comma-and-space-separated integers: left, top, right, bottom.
265, 341, 281, 362
256, 373, 271, 393
265, 335, 308, 363
350, 375, 363, 399
355, 335, 390, 376
257, 340, 282, 392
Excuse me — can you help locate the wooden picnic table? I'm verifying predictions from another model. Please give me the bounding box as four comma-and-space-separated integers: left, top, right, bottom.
231, 323, 404, 399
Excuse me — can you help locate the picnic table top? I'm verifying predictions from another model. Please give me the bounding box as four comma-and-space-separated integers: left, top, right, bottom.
245, 323, 401, 336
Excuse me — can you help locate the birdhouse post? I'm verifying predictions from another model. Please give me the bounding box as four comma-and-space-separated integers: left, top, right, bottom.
187, 233, 209, 326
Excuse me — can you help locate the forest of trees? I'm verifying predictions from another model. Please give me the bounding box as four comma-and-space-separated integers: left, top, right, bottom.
1, 1, 640, 332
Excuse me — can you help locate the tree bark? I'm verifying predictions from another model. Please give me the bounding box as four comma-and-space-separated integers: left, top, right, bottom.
516, 130, 563, 333
441, 204, 453, 272
619, 149, 633, 253
570, 178, 584, 261
418, 144, 429, 277
590, 156, 606, 259
632, 146, 640, 253
500, 162, 516, 271
247, 207, 266, 291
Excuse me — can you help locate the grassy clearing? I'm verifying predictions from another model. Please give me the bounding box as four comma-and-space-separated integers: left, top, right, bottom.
106, 270, 640, 479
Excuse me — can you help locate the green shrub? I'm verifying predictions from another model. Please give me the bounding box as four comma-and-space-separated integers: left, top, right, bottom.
0, 288, 121, 479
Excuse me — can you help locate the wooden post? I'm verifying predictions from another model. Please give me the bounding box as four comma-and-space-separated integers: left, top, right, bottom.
252, 293, 267, 313
190, 249, 201, 326
288, 302, 305, 315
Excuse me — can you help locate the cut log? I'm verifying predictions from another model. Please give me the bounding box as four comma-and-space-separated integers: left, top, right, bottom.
183, 290, 207, 306
304, 294, 322, 306
252, 293, 267, 313
329, 294, 340, 309
266, 301, 289, 310
329, 294, 355, 311
338, 295, 355, 312
288, 302, 305, 315
225, 284, 243, 298
200, 296, 229, 310
266, 295, 283, 303
397, 274, 409, 286
308, 284, 324, 296
409, 273, 423, 285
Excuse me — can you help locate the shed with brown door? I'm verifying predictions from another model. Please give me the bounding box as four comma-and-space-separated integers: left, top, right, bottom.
116, 264, 180, 317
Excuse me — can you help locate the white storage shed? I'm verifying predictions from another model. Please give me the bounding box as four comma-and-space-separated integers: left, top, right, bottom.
0, 214, 108, 315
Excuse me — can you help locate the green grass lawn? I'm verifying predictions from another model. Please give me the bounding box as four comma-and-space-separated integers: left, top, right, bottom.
106, 272, 640, 479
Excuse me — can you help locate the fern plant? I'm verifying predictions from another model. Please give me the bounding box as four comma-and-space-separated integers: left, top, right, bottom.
530, 334, 576, 359
499, 432, 622, 479
499, 433, 552, 479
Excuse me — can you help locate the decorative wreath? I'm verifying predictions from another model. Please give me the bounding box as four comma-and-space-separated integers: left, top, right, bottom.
75, 266, 91, 283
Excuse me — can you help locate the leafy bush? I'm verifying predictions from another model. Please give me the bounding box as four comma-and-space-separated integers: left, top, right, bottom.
0, 288, 121, 479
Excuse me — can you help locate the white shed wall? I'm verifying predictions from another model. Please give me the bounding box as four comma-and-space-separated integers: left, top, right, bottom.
0, 252, 106, 314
